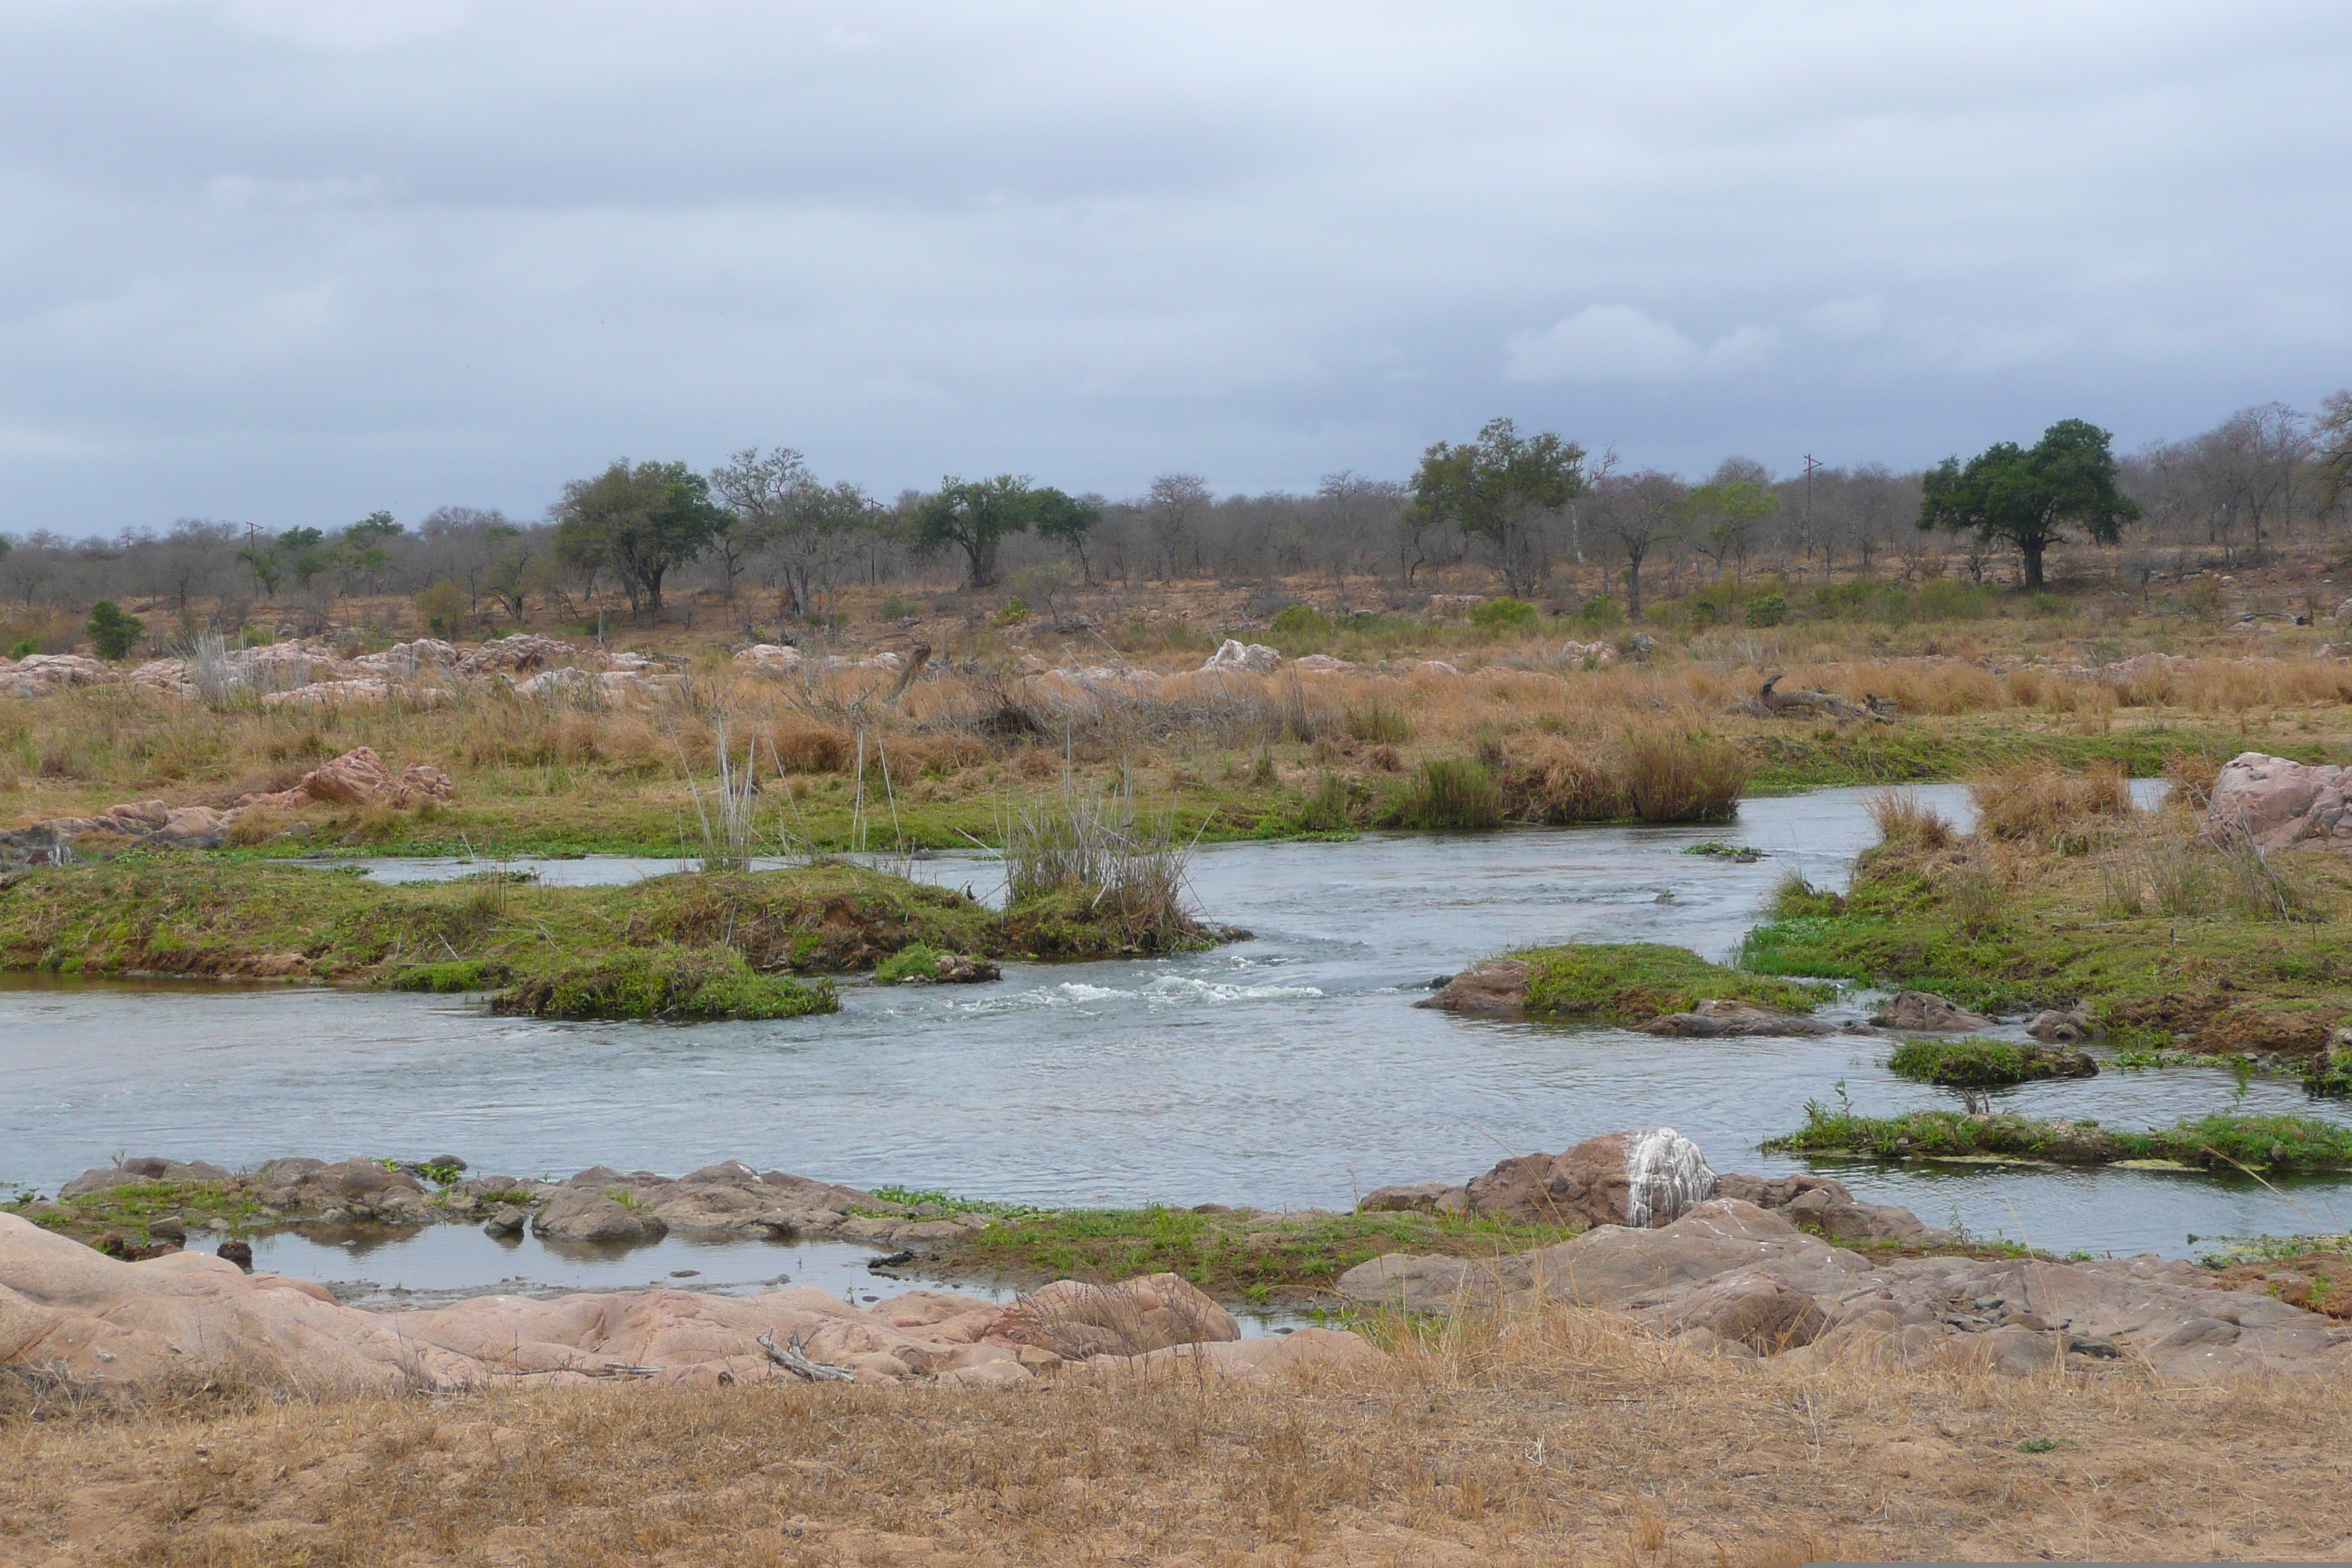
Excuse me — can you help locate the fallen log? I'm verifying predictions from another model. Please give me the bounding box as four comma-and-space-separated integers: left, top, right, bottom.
758, 1332, 857, 1382
1754, 674, 1893, 725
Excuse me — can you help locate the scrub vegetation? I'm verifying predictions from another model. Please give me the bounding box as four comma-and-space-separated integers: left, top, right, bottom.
1513, 942, 1831, 1024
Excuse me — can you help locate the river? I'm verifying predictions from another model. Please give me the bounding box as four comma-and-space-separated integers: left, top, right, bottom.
6, 781, 2346, 1267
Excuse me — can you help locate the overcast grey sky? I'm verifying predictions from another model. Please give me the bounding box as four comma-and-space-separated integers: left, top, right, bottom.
2, 1, 2348, 533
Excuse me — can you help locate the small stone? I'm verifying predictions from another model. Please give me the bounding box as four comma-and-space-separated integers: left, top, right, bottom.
216, 1239, 254, 1270
483, 1205, 528, 1238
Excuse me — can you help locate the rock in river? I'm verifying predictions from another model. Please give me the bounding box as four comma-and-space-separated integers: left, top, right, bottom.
1869, 990, 1990, 1032
1636, 998, 1832, 1037
530, 1190, 667, 1245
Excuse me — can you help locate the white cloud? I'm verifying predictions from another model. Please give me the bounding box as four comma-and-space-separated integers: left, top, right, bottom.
1806, 296, 1885, 339
1504, 306, 1779, 384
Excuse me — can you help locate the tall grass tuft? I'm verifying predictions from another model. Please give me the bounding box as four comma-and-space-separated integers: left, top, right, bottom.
1970, 764, 2132, 853
998, 772, 1199, 947
1390, 757, 1502, 830
1622, 732, 1749, 823
679, 716, 765, 872
1865, 789, 1954, 851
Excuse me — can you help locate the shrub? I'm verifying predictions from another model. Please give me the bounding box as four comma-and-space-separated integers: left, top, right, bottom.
1469, 597, 1539, 634
415, 581, 466, 638
1389, 758, 1501, 830
1744, 593, 1787, 628
1573, 595, 1623, 630
86, 600, 145, 662
1267, 603, 1334, 645
878, 593, 916, 620
992, 596, 1031, 626
6, 639, 32, 660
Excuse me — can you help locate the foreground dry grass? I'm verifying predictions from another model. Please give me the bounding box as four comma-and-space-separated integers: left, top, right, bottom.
5, 1307, 2350, 1566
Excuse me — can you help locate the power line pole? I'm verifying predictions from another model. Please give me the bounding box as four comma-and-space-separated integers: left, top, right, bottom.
1803, 453, 1824, 578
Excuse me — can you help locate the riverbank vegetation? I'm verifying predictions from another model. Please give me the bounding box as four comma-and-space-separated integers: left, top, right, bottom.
921, 1203, 1581, 1308
1765, 1105, 2352, 1172
0, 858, 1214, 1017
1743, 764, 2352, 1069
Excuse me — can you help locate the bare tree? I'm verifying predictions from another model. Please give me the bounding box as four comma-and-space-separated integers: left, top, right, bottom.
1588, 469, 1685, 621
1145, 473, 1211, 581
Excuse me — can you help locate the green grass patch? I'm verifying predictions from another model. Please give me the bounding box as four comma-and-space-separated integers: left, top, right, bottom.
872, 943, 943, 984
389, 959, 508, 992
927, 1204, 1580, 1307
1765, 1104, 2352, 1172
1517, 942, 1831, 1024
1886, 1036, 2093, 1088
489, 946, 837, 1022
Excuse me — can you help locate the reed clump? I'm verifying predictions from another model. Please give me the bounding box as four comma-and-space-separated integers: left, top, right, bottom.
998, 774, 1201, 947
1970, 762, 2133, 852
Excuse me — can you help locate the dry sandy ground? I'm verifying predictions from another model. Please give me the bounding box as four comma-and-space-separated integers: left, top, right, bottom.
4, 1305, 2349, 1567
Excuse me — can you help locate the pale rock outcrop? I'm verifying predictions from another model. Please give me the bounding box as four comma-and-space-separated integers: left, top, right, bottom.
735, 643, 807, 675
1289, 654, 1354, 673
0, 1213, 1348, 1392
990, 1273, 1240, 1360
1558, 639, 1616, 666
1660, 1271, 1828, 1354
1712, 1172, 1945, 1245
1202, 638, 1281, 674
1869, 990, 1991, 1032
2202, 751, 2352, 852
237, 746, 453, 813
0, 654, 118, 697
260, 678, 393, 708
456, 634, 578, 676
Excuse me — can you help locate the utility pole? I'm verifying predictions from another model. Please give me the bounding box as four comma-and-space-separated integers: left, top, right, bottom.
1803, 453, 1824, 579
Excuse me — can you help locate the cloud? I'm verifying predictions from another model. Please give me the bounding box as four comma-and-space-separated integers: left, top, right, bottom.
0, 1, 2345, 525
1504, 306, 1778, 384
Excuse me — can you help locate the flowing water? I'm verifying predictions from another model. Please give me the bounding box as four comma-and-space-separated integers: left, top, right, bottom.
7, 780, 2348, 1294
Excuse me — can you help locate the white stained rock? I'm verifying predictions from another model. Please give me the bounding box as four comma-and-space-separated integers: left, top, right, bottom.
1202, 638, 1281, 674
734, 643, 805, 674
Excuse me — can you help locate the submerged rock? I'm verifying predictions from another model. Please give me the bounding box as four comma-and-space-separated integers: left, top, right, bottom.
2027, 1006, 2097, 1043
531, 1190, 667, 1245
1637, 998, 1833, 1038
1870, 990, 1991, 1032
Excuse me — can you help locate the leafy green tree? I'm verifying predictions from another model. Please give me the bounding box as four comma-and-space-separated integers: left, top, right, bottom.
1030, 488, 1103, 584
1407, 418, 1586, 595
1677, 475, 1779, 585
236, 540, 283, 598
910, 475, 1036, 589
86, 599, 145, 661
1918, 419, 2139, 589
552, 459, 728, 616
2316, 390, 2352, 511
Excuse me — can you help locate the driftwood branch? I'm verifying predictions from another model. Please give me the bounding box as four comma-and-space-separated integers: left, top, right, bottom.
1754, 674, 1896, 725
758, 1332, 856, 1382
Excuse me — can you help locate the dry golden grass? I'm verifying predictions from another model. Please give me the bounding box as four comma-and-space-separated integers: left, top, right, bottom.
1970, 764, 2134, 851
3, 1304, 2348, 1566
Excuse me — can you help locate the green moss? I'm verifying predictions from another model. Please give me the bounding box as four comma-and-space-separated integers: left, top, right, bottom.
1766, 1105, 2352, 1172
928, 1204, 1580, 1307
1516, 942, 1831, 1024
490, 946, 837, 1022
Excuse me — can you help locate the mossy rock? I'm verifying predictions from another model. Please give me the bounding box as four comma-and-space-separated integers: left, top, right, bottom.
1515, 943, 1831, 1025
1887, 1036, 2097, 1088
491, 947, 837, 1022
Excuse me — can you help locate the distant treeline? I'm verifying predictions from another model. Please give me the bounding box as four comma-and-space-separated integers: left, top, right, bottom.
3, 393, 2346, 638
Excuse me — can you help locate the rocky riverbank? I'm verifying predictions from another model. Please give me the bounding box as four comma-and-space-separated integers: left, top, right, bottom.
1340, 1130, 2352, 1382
